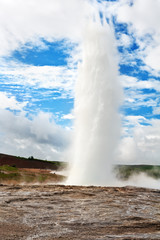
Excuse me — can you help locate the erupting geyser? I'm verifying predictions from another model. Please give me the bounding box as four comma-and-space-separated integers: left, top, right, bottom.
67, 16, 122, 186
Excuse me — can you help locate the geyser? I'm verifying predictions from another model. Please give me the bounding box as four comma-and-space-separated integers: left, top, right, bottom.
67, 16, 122, 186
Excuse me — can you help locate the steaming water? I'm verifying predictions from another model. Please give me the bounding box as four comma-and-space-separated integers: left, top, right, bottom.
67, 17, 122, 186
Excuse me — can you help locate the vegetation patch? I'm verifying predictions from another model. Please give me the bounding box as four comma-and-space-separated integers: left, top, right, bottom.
115, 165, 160, 180
0, 165, 66, 184
0, 165, 18, 172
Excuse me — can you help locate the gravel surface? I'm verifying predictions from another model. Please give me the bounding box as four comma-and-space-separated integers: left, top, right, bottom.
0, 184, 160, 239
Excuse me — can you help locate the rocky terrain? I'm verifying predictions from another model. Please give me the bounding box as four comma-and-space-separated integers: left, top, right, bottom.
0, 184, 160, 239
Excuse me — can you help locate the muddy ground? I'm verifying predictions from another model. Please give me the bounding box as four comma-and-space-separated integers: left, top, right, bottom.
0, 184, 160, 240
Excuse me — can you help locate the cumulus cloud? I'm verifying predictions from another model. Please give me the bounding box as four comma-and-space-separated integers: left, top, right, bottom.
117, 118, 160, 164
145, 45, 160, 71
0, 91, 27, 110
121, 75, 160, 92
118, 33, 133, 47
0, 0, 92, 57
62, 113, 74, 120
153, 106, 160, 116
0, 110, 71, 161
116, 0, 160, 72
0, 0, 92, 159
0, 0, 95, 100
117, 0, 160, 37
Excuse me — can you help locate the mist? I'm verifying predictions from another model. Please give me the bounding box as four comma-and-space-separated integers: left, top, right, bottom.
118, 173, 160, 190
67, 16, 122, 186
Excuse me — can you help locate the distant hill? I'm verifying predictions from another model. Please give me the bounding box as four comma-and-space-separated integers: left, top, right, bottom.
0, 153, 65, 170
115, 164, 160, 180
1, 153, 160, 180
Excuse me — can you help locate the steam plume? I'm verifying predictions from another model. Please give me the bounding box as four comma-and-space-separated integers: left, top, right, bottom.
67, 15, 122, 186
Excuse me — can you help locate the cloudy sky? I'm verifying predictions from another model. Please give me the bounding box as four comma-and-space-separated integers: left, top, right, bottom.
0, 0, 159, 164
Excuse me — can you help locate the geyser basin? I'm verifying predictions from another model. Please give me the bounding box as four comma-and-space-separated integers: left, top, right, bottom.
67, 16, 122, 186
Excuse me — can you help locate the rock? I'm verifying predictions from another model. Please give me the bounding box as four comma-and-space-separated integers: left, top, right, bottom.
0, 184, 160, 239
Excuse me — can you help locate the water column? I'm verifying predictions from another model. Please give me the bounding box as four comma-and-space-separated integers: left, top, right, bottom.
67, 16, 122, 186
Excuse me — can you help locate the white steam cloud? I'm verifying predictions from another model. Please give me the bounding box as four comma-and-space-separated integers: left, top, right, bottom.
118, 173, 160, 190
67, 16, 122, 186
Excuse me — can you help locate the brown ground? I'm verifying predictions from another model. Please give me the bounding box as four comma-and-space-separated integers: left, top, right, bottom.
0, 168, 65, 185
0, 184, 160, 239
19, 168, 52, 174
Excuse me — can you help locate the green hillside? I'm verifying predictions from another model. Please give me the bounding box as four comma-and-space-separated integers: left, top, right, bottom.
115, 165, 160, 180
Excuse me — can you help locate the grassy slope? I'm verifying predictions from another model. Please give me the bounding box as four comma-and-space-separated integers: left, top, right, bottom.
0, 165, 66, 184
115, 165, 160, 180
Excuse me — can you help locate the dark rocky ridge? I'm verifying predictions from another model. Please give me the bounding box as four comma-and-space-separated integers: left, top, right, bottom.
0, 153, 61, 170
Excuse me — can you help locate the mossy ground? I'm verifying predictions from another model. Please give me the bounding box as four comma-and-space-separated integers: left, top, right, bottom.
0, 165, 65, 184
115, 165, 160, 180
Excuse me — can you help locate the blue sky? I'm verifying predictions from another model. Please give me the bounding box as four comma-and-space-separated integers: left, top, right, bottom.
0, 0, 160, 164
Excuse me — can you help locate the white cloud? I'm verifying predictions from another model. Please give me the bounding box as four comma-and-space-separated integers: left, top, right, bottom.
0, 0, 95, 99
115, 0, 160, 72
0, 91, 27, 110
0, 0, 89, 99
0, 62, 77, 97
0, 0, 93, 159
125, 115, 149, 126
121, 75, 160, 92
117, 118, 160, 164
119, 75, 159, 113
117, 0, 160, 37
62, 113, 74, 120
118, 33, 133, 47
145, 45, 160, 71
0, 0, 93, 57
153, 106, 160, 115
0, 110, 71, 161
